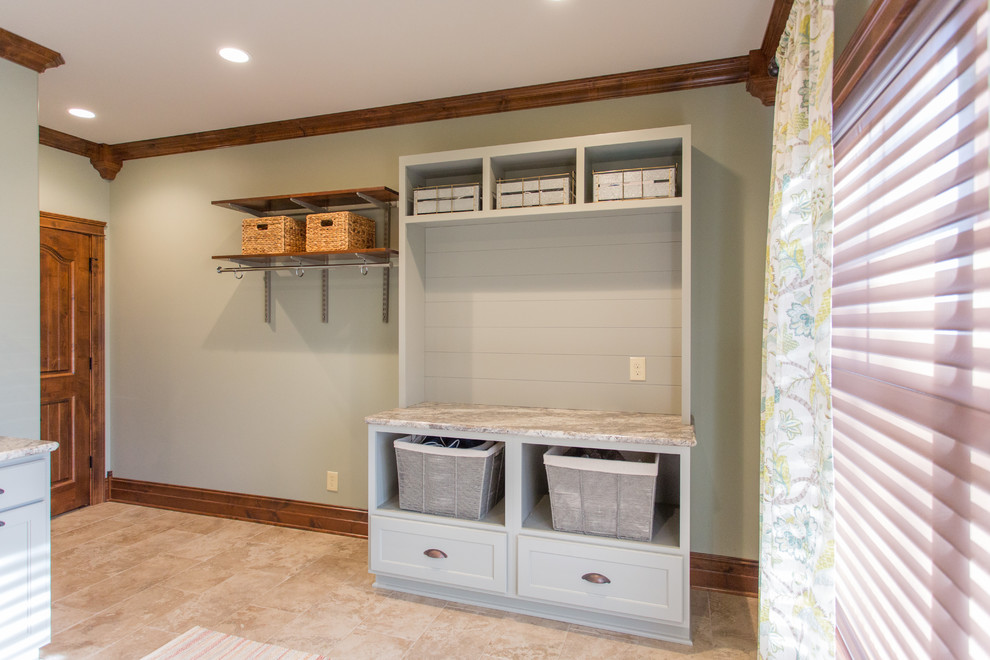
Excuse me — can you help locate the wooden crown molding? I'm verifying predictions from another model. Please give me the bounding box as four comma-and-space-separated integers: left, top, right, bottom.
40, 211, 107, 235
40, 57, 749, 180
747, 0, 794, 105
0, 27, 64, 73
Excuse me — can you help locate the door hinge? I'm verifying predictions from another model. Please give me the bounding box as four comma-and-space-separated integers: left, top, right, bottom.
89, 356, 93, 370
89, 257, 98, 273
88, 456, 93, 469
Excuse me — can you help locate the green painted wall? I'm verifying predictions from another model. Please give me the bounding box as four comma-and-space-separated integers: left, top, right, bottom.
0, 59, 40, 440
41, 83, 773, 559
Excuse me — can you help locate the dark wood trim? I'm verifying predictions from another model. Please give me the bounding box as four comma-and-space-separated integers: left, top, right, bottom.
109, 57, 748, 163
0, 28, 64, 73
40, 211, 106, 235
41, 212, 107, 507
108, 477, 369, 538
833, 0, 920, 111
106, 476, 757, 595
746, 0, 794, 104
39, 126, 100, 159
690, 552, 759, 597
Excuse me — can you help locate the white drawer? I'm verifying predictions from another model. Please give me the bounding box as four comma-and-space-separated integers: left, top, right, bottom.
517, 535, 684, 623
0, 459, 47, 513
370, 516, 506, 593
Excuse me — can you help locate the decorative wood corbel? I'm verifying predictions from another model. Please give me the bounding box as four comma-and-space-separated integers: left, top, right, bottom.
90, 143, 123, 180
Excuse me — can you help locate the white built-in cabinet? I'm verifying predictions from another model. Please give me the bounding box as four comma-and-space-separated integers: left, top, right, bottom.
368, 126, 695, 644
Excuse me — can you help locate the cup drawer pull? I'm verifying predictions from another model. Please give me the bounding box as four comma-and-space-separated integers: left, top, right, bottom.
581, 572, 611, 584
0, 521, 5, 528
424, 548, 447, 559
0, 488, 5, 494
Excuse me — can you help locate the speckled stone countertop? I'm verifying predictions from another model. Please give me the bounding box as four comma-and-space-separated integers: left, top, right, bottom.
0, 437, 59, 462
366, 402, 696, 447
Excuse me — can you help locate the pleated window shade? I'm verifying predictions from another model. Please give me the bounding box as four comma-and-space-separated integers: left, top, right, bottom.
832, 0, 990, 657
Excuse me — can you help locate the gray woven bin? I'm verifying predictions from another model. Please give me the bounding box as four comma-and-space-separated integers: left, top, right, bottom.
394, 435, 505, 520
544, 446, 659, 541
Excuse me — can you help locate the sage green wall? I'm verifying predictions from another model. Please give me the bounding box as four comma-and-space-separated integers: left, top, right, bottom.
0, 59, 40, 440
102, 83, 772, 559
39, 146, 111, 222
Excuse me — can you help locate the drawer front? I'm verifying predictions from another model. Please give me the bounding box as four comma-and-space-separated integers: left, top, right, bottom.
517, 535, 684, 623
370, 516, 506, 593
0, 458, 48, 512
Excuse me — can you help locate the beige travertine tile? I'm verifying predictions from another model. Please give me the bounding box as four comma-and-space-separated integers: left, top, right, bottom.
358, 590, 446, 641
201, 540, 329, 577
709, 592, 758, 651
48, 516, 134, 550
150, 509, 234, 534
50, 501, 132, 534
214, 604, 303, 644
50, 602, 92, 635
253, 565, 341, 613
266, 601, 366, 654
103, 503, 170, 524
479, 612, 569, 659
91, 626, 182, 660
50, 559, 114, 601
55, 552, 200, 612
405, 606, 503, 659
328, 628, 412, 660
156, 569, 287, 633
165, 520, 271, 561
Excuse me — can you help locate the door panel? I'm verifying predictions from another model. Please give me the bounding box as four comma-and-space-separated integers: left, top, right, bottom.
40, 227, 92, 516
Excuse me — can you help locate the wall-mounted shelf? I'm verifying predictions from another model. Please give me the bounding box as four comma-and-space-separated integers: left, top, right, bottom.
212, 187, 398, 324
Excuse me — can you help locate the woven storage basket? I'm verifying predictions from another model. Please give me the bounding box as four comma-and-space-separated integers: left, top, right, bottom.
544, 446, 658, 541
305, 212, 375, 252
241, 216, 306, 254
394, 435, 505, 520
593, 165, 677, 202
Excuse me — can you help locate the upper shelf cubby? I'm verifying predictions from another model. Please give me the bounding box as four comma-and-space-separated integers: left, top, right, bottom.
399, 126, 689, 227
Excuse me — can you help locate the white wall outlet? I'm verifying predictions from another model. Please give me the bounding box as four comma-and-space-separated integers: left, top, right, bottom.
326, 471, 339, 492
629, 356, 646, 381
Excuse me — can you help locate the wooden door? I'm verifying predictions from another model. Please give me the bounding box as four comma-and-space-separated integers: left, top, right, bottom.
40, 213, 106, 516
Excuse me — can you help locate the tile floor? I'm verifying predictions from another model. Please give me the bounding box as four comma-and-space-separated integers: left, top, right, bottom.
41, 502, 757, 659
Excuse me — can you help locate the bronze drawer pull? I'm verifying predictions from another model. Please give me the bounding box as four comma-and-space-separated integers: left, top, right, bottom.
424, 548, 447, 559
0, 488, 4, 494
0, 521, 5, 528
582, 572, 611, 584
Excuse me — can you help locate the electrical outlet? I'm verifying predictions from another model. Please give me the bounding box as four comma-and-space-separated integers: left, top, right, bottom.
326, 471, 339, 492
629, 356, 646, 381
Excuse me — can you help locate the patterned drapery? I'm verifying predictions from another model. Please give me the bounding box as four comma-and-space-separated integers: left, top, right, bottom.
758, 0, 835, 657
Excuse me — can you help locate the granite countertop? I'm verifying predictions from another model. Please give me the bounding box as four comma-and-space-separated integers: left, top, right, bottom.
366, 402, 696, 447
0, 437, 59, 462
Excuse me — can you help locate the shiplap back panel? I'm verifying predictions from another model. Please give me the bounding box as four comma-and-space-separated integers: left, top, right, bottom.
423, 213, 681, 414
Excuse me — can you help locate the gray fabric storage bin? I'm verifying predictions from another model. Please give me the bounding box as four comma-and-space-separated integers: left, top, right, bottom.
394, 435, 505, 520
544, 446, 659, 541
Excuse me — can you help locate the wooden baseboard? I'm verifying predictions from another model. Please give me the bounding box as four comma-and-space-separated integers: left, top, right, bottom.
690, 552, 759, 598
108, 476, 367, 538
107, 476, 757, 595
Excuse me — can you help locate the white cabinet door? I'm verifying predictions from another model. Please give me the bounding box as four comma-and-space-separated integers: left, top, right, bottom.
0, 500, 51, 658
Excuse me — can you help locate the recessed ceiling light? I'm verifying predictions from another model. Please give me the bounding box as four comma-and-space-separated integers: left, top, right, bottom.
68, 108, 96, 119
218, 47, 250, 63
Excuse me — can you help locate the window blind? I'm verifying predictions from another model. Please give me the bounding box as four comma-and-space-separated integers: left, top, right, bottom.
832, 0, 989, 658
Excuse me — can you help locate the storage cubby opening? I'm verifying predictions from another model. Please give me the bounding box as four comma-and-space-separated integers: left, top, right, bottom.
584, 139, 683, 203
405, 158, 484, 217
374, 431, 507, 528
520, 442, 681, 549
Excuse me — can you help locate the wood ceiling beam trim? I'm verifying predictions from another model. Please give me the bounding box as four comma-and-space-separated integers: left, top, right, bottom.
39, 126, 100, 159
0, 27, 64, 73
111, 56, 750, 162
747, 0, 793, 105
833, 0, 921, 111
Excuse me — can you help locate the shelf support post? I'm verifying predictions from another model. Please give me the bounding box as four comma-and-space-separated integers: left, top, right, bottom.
381, 203, 391, 323
322, 269, 330, 324
264, 271, 272, 324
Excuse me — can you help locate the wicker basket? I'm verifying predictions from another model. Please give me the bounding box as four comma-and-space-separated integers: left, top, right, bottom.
305, 212, 376, 252
413, 184, 481, 215
241, 216, 306, 254
544, 446, 659, 541
593, 165, 677, 202
496, 173, 575, 209
394, 435, 505, 520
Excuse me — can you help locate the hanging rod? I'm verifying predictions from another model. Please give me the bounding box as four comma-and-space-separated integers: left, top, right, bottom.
216, 262, 392, 275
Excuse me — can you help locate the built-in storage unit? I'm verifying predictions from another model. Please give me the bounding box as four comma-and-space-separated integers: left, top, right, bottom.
366, 403, 694, 643
398, 127, 691, 422
211, 187, 398, 323
0, 439, 58, 659
369, 125, 695, 642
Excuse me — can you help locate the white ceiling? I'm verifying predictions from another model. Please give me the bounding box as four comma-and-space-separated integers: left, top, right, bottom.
2, 0, 773, 145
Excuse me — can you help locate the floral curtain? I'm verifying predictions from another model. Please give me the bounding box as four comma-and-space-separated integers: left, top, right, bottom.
758, 0, 835, 657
